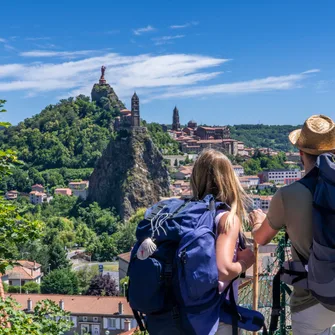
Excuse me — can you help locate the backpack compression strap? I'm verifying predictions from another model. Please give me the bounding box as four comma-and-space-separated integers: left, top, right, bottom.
223, 279, 268, 335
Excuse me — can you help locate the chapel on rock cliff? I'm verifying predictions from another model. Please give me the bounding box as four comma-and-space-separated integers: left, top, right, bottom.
91, 66, 141, 131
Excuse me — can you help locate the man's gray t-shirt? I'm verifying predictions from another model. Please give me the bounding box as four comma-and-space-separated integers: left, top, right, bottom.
267, 182, 319, 313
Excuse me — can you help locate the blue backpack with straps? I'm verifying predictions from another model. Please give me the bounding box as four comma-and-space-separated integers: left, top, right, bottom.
127, 195, 267, 335
271, 153, 335, 332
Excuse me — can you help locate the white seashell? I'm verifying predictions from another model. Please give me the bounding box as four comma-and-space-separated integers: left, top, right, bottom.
137, 238, 157, 260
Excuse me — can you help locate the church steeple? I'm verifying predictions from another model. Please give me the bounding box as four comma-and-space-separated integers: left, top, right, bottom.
172, 106, 180, 131
131, 92, 140, 127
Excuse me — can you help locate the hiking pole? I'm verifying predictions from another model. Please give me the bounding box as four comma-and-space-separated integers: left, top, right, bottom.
252, 240, 259, 335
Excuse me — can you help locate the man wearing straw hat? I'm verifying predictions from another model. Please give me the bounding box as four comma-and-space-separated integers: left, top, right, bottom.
249, 115, 335, 335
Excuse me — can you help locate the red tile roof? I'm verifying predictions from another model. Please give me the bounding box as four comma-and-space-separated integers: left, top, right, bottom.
17, 260, 41, 269
31, 184, 44, 188
197, 139, 237, 144
6, 294, 133, 316
5, 267, 35, 280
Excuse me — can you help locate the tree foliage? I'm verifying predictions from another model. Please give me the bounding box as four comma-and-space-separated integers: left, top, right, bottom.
145, 122, 180, 155
0, 96, 114, 170
86, 273, 118, 296
0, 298, 72, 335
76, 265, 99, 294
230, 124, 299, 152
242, 151, 295, 175
0, 100, 72, 334
21, 281, 40, 294
48, 242, 70, 271
41, 269, 79, 295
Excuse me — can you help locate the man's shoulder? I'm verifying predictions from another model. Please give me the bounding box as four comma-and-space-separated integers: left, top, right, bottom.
278, 181, 312, 199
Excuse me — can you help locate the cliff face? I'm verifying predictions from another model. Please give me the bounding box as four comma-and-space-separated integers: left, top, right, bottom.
91, 83, 125, 110
88, 128, 170, 220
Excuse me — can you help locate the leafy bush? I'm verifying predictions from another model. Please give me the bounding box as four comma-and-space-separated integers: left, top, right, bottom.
41, 269, 79, 295
22, 281, 40, 294
8, 285, 20, 293
0, 297, 72, 334
86, 273, 118, 296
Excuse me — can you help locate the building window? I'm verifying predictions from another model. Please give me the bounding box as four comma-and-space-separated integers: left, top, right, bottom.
93, 317, 99, 323
81, 324, 90, 335
109, 318, 117, 329
9, 280, 12, 285
82, 316, 88, 322
71, 316, 77, 327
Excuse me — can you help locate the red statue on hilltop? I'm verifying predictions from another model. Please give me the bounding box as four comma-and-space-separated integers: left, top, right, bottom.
99, 66, 106, 84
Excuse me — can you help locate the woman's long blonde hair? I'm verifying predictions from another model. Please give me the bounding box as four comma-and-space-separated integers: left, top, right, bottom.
190, 149, 250, 233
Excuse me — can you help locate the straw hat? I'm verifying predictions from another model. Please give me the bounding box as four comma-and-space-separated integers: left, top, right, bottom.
289, 115, 335, 155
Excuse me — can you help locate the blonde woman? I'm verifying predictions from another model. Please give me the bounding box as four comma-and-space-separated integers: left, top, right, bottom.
190, 149, 255, 334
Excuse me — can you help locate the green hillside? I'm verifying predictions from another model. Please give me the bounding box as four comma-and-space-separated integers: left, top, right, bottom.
0, 95, 180, 193
230, 124, 300, 152
0, 95, 116, 170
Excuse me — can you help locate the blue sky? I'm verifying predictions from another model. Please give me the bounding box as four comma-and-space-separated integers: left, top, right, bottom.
0, 0, 334, 126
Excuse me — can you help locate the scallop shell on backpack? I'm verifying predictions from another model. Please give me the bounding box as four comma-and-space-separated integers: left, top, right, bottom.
137, 237, 157, 260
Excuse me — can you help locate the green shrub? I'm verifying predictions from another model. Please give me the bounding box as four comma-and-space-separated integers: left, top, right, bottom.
8, 285, 21, 293
22, 281, 40, 293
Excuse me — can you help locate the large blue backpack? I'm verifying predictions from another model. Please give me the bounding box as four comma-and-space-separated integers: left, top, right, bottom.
271, 153, 335, 331
127, 195, 267, 335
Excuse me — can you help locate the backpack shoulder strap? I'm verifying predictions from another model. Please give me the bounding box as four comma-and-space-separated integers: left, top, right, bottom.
298, 166, 319, 194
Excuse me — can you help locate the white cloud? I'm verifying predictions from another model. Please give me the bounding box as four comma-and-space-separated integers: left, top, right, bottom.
20, 50, 100, 58
170, 21, 199, 29
144, 71, 318, 102
153, 35, 185, 45
0, 51, 319, 106
0, 38, 6, 43
302, 69, 320, 74
133, 25, 155, 36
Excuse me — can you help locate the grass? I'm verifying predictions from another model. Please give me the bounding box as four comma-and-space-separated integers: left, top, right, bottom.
91, 263, 119, 272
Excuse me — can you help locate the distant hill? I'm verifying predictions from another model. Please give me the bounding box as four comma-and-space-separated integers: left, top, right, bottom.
229, 124, 300, 152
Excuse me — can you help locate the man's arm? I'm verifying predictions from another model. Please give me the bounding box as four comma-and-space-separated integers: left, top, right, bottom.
251, 214, 279, 245
249, 189, 285, 245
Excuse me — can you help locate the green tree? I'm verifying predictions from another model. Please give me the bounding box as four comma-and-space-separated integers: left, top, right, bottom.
0, 101, 72, 334
41, 269, 79, 295
0, 298, 72, 334
76, 265, 99, 294
86, 233, 118, 262
75, 222, 98, 247
147, 123, 180, 154
77, 202, 119, 235
112, 208, 146, 254
48, 242, 70, 271
22, 281, 40, 294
